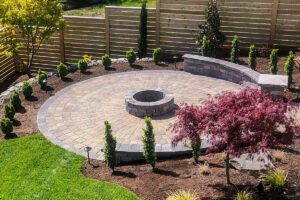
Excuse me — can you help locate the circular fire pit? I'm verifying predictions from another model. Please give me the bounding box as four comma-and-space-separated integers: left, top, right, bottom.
125, 89, 174, 117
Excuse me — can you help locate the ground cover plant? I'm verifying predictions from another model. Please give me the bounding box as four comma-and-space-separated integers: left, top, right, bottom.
0, 134, 139, 200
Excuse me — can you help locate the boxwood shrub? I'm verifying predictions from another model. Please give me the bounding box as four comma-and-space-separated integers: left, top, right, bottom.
9, 91, 22, 111
102, 54, 112, 69
22, 81, 33, 99
57, 63, 68, 79
0, 118, 13, 135
77, 59, 88, 72
126, 49, 137, 67
3, 104, 15, 120
153, 48, 162, 65
36, 70, 48, 87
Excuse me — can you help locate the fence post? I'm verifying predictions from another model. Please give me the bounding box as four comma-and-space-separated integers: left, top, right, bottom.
105, 7, 110, 55
270, 0, 279, 46
59, 31, 65, 63
155, 0, 160, 48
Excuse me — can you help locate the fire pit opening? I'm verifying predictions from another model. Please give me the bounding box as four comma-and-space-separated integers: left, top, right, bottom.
125, 89, 174, 118
133, 90, 164, 102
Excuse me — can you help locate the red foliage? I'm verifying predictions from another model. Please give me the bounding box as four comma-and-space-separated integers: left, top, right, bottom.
172, 87, 299, 157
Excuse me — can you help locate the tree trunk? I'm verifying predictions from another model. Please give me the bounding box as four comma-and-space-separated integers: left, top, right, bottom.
27, 54, 34, 77
225, 153, 231, 184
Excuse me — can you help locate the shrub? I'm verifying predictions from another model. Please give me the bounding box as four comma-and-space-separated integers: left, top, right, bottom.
36, 70, 48, 87
153, 48, 162, 64
198, 162, 210, 175
142, 117, 156, 169
138, 0, 147, 58
236, 191, 251, 200
0, 118, 13, 135
196, 0, 225, 57
57, 62, 68, 79
284, 51, 295, 86
126, 49, 137, 66
77, 59, 88, 72
101, 54, 112, 69
83, 54, 93, 63
9, 91, 22, 111
269, 49, 279, 74
104, 120, 117, 172
230, 35, 240, 63
167, 190, 198, 200
248, 45, 257, 70
22, 81, 33, 99
3, 103, 15, 120
260, 168, 287, 190
201, 35, 209, 57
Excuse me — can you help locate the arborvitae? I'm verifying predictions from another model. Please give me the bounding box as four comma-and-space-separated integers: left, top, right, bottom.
230, 35, 240, 64
104, 120, 117, 172
138, 0, 147, 58
284, 51, 295, 87
248, 45, 257, 70
142, 117, 156, 169
197, 0, 225, 57
201, 35, 209, 56
269, 49, 279, 74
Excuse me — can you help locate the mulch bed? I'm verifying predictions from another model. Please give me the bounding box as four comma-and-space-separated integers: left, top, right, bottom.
0, 56, 300, 199
83, 138, 300, 200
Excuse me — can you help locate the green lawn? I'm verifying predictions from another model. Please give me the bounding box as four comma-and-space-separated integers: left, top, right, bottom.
0, 134, 139, 200
64, 0, 156, 16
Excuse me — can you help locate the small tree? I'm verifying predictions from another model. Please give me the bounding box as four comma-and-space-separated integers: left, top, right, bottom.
138, 0, 148, 58
269, 49, 279, 74
172, 105, 202, 163
142, 117, 156, 169
201, 35, 209, 57
284, 51, 295, 87
0, 0, 65, 76
248, 45, 257, 70
230, 35, 240, 64
196, 0, 225, 57
172, 88, 299, 184
104, 120, 117, 172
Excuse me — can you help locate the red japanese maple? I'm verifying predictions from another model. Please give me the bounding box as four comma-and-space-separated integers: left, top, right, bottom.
172, 87, 299, 184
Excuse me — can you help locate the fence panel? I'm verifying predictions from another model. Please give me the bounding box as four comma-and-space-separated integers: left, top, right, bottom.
106, 6, 157, 58
274, 0, 300, 47
0, 29, 15, 82
64, 16, 106, 63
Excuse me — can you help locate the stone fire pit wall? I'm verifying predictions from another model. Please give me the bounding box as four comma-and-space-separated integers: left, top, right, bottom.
183, 54, 288, 96
125, 89, 174, 118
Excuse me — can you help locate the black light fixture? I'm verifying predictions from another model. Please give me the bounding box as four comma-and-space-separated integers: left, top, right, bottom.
173, 55, 179, 70
84, 146, 92, 165
42, 79, 47, 94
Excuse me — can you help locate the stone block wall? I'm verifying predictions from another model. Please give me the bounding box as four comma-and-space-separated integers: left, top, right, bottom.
183, 54, 288, 96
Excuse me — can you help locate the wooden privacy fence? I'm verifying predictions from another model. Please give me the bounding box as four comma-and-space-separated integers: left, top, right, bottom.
1, 0, 300, 79
0, 29, 15, 83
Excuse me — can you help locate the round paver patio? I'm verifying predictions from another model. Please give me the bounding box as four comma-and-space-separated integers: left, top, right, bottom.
37, 70, 242, 160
